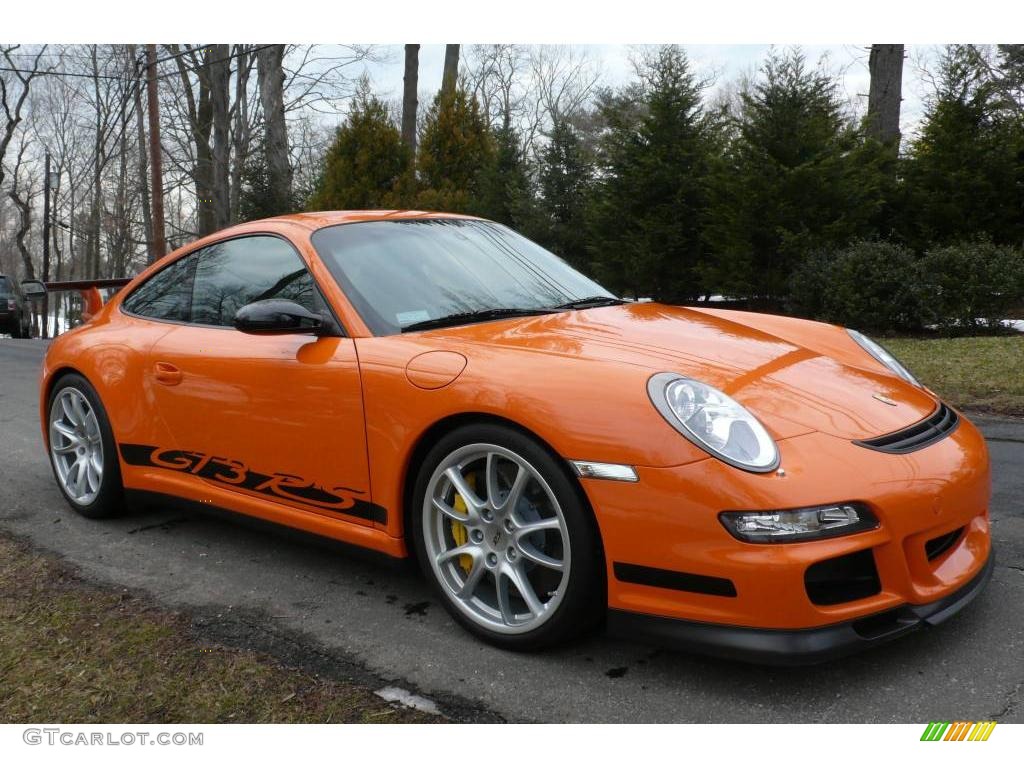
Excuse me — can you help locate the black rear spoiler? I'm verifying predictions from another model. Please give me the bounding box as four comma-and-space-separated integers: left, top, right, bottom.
22, 278, 133, 321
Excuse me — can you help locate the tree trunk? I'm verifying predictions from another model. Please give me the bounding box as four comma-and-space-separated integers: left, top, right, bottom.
130, 45, 154, 261
210, 43, 232, 229
90, 45, 104, 279
402, 44, 420, 154
145, 45, 167, 261
8, 190, 34, 280
867, 44, 905, 148
230, 45, 254, 223
191, 49, 216, 235
442, 44, 460, 97
257, 44, 292, 214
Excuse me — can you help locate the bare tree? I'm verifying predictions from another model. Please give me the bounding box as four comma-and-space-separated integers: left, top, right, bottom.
258, 44, 292, 213
209, 44, 232, 229
230, 44, 255, 222
5, 134, 38, 283
402, 44, 419, 154
0, 45, 47, 192
867, 44, 905, 148
128, 45, 154, 262
464, 45, 602, 154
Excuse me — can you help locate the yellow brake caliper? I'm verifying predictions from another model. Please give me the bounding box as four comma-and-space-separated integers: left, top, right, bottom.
450, 472, 475, 573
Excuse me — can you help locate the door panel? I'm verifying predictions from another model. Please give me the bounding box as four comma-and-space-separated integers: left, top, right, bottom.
144, 325, 380, 525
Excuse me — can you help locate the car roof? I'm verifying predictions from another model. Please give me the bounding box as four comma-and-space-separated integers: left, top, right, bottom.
245, 210, 481, 233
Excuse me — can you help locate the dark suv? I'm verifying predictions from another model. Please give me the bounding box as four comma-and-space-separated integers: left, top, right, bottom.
0, 274, 33, 338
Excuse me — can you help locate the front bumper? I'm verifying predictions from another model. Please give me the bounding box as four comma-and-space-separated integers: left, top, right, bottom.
582, 410, 993, 657
607, 551, 993, 664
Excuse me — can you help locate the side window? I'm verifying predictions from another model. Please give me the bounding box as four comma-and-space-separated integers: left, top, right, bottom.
121, 253, 197, 322
190, 236, 318, 327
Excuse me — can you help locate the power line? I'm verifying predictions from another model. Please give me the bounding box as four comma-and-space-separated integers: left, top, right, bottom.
0, 44, 275, 85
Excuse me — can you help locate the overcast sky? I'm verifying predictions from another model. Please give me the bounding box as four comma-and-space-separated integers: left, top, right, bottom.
355, 44, 938, 138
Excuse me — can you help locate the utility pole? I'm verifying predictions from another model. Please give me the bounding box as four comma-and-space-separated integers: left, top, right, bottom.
42, 151, 52, 339
145, 44, 167, 261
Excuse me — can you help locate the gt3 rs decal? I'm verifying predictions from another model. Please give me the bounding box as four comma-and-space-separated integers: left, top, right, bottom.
118, 443, 387, 523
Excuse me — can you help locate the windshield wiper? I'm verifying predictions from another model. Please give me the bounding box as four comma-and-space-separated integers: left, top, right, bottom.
401, 307, 555, 333
549, 295, 627, 310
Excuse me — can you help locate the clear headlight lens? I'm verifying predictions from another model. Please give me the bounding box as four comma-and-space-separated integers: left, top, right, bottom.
847, 329, 920, 387
647, 372, 779, 472
719, 503, 878, 543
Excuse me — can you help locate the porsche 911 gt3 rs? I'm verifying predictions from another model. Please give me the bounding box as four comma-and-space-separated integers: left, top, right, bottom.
34, 211, 992, 663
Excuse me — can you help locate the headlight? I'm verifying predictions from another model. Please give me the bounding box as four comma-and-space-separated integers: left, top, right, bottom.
647, 372, 779, 473
847, 329, 920, 387
719, 503, 878, 543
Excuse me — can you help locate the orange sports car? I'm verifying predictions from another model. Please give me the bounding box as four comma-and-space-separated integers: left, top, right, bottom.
30, 211, 992, 663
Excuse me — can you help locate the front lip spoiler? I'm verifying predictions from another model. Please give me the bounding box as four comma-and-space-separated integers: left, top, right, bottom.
606, 552, 994, 666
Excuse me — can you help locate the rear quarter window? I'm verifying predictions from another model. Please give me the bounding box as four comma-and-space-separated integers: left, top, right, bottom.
120, 255, 197, 322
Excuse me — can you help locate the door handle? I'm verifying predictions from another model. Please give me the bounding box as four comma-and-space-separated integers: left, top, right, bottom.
154, 361, 183, 386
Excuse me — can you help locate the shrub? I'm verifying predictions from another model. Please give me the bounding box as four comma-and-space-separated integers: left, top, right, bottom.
916, 239, 1024, 332
788, 240, 928, 332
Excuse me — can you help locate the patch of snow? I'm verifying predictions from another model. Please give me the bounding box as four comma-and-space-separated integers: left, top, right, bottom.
374, 685, 441, 715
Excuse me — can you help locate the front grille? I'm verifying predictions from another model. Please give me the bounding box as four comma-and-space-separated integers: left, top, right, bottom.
925, 526, 965, 561
854, 402, 959, 454
804, 549, 881, 606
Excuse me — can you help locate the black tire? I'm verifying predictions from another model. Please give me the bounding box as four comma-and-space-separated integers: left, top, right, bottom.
46, 373, 126, 519
411, 422, 605, 651
9, 320, 23, 338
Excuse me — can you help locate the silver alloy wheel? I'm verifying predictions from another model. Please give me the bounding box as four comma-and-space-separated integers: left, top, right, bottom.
423, 443, 571, 635
49, 386, 104, 506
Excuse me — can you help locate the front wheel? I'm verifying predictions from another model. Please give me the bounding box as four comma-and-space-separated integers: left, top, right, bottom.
411, 423, 605, 650
47, 374, 125, 518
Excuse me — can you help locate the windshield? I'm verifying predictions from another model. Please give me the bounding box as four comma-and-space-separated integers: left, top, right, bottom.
310, 218, 615, 335
0, 276, 11, 295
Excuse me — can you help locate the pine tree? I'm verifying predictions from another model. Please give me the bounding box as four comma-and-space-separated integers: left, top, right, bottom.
536, 119, 593, 270
414, 88, 495, 214
306, 90, 411, 211
240, 137, 298, 221
706, 49, 887, 304
476, 123, 536, 229
588, 46, 719, 301
901, 45, 1024, 250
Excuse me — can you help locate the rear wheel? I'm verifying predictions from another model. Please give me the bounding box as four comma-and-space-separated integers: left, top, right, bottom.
411, 423, 604, 650
47, 374, 125, 518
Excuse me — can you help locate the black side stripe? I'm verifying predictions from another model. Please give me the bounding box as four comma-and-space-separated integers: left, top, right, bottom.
614, 562, 738, 597
119, 443, 387, 524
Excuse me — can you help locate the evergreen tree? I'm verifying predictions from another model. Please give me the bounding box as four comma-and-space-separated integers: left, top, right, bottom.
706, 49, 887, 304
306, 91, 411, 211
901, 45, 1024, 250
240, 137, 299, 221
414, 88, 495, 214
535, 119, 593, 270
477, 123, 536, 230
588, 46, 719, 301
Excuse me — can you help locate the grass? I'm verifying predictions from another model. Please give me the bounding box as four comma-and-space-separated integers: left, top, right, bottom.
885, 335, 1024, 417
0, 534, 442, 723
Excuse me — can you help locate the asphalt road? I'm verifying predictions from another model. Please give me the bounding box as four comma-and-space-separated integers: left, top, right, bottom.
1, 337, 1022, 723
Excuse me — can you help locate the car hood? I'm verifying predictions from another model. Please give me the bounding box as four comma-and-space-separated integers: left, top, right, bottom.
421, 302, 939, 441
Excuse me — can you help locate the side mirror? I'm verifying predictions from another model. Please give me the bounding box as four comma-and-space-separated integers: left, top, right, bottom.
21, 280, 46, 299
233, 299, 325, 335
